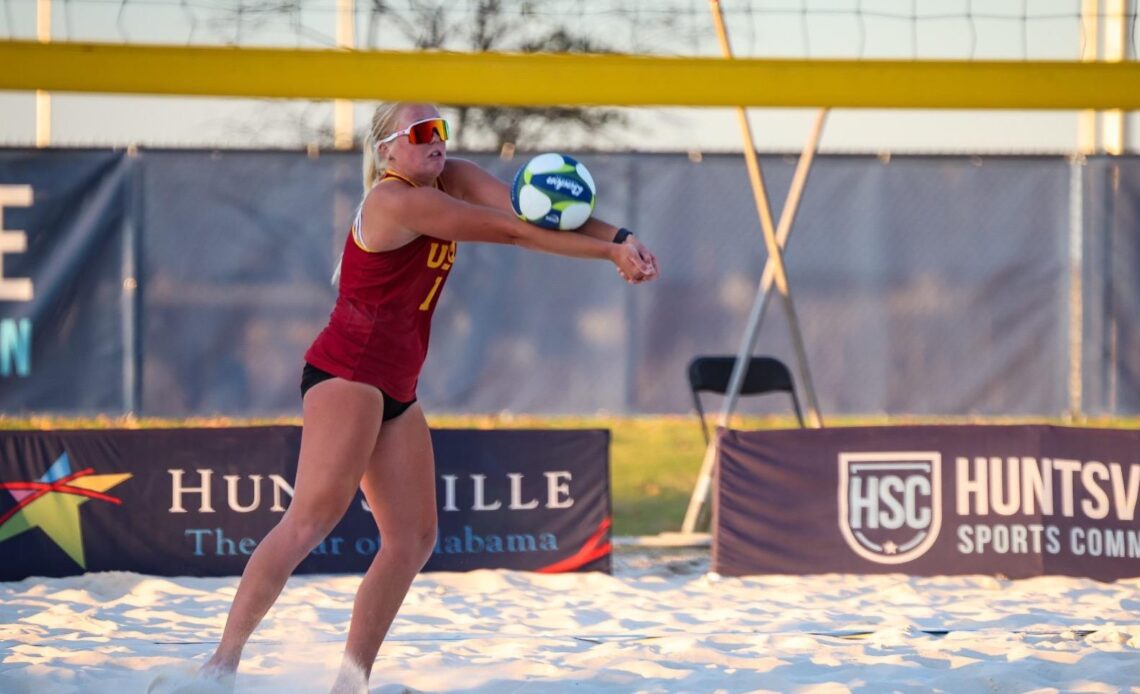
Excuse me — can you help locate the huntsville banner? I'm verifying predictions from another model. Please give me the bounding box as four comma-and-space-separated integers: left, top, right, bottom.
714, 425, 1140, 581
0, 427, 611, 581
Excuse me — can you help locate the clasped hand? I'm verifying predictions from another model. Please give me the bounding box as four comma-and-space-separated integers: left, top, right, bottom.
613, 236, 659, 284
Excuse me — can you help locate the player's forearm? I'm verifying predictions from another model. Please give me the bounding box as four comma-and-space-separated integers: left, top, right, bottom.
574, 217, 621, 243
512, 222, 616, 261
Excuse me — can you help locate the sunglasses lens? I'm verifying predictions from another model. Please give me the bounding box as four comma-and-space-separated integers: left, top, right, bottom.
407, 118, 449, 144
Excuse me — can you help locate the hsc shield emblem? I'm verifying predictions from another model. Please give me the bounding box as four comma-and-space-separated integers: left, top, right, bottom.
838, 452, 942, 565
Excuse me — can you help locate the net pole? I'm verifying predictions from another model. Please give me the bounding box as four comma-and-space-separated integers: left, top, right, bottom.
333, 0, 355, 149
1067, 155, 1085, 419
1102, 0, 1130, 154
1078, 0, 1100, 154
681, 0, 825, 535
35, 0, 51, 147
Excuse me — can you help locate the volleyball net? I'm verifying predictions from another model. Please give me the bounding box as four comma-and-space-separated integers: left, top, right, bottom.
0, 1, 1138, 425
1, 0, 1138, 151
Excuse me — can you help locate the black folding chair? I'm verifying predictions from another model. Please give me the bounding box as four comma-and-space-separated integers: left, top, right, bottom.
687, 355, 806, 444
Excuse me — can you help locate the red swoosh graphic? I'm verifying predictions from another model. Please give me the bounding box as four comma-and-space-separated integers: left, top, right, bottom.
536, 517, 612, 574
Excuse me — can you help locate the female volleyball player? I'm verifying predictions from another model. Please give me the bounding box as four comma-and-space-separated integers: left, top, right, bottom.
199, 103, 658, 692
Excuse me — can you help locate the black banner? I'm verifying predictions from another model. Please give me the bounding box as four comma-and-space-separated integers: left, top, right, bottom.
0, 150, 132, 412
714, 425, 1140, 581
0, 427, 611, 580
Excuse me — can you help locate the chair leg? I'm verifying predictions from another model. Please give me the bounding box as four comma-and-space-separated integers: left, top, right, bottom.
691, 390, 710, 446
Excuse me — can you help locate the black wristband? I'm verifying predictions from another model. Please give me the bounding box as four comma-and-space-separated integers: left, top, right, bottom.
612, 228, 633, 244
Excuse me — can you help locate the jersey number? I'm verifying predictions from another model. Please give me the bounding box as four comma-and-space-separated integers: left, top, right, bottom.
418, 276, 443, 312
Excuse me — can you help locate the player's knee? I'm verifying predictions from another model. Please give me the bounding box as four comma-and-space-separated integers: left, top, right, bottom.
385, 519, 437, 570
279, 509, 342, 551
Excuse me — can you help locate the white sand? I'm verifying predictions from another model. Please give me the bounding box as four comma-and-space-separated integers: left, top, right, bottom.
3, 546, 1140, 693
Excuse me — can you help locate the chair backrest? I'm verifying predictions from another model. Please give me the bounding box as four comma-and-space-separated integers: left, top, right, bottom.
688, 356, 795, 397
687, 356, 805, 442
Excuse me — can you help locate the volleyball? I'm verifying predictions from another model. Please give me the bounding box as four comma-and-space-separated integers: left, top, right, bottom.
510, 153, 597, 231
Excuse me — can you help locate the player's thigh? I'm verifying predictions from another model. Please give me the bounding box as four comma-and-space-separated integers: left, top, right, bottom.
289, 378, 385, 526
359, 404, 437, 546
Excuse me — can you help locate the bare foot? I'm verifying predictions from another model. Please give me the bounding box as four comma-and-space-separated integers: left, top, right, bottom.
329, 660, 369, 694
197, 665, 236, 691
198, 652, 238, 681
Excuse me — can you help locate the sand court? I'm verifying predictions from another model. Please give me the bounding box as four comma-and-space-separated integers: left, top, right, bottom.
3, 545, 1140, 692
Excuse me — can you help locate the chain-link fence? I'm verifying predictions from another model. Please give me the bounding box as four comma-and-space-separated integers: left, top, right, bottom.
1, 149, 1136, 417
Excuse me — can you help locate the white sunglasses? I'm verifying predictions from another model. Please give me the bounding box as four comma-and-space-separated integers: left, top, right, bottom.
377, 117, 451, 145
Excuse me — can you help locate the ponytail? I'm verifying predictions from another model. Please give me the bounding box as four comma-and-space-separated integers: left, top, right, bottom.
361, 102, 404, 192
335, 102, 407, 286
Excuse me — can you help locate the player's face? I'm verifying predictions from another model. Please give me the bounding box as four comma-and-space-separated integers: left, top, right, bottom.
384, 104, 447, 181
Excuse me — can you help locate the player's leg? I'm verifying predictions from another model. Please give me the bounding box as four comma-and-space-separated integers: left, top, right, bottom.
203, 378, 385, 675
333, 403, 437, 688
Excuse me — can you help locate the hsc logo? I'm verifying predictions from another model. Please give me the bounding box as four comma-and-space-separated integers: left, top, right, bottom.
838, 452, 942, 565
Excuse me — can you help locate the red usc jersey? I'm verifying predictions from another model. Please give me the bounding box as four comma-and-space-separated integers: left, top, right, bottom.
304, 171, 456, 402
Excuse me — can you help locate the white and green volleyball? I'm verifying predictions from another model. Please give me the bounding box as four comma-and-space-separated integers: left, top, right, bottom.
510, 153, 597, 231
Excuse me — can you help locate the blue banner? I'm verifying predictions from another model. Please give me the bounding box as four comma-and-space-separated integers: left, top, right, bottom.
714, 425, 1140, 581
0, 427, 611, 580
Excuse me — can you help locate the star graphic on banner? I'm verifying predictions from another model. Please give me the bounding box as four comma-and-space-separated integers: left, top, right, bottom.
0, 452, 132, 568
882, 540, 899, 555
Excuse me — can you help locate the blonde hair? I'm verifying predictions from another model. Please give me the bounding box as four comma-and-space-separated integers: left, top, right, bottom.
334, 103, 408, 286
361, 102, 406, 192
